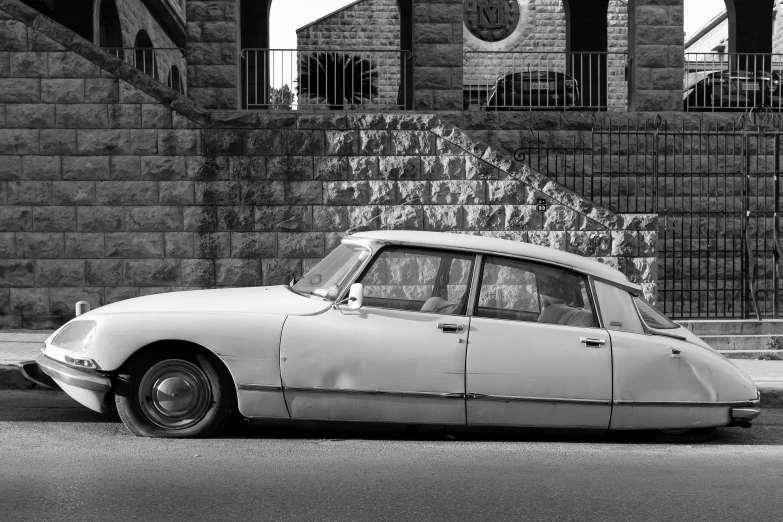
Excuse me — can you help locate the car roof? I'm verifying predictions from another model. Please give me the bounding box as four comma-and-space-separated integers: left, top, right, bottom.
348, 230, 637, 288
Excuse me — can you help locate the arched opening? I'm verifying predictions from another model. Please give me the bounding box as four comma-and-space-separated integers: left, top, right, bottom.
168, 65, 183, 94
134, 30, 159, 81
725, 0, 775, 56
97, 0, 123, 49
239, 0, 413, 109
22, 0, 94, 42
563, 0, 610, 109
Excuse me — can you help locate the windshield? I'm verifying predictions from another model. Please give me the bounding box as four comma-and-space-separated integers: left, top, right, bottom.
634, 297, 680, 330
292, 243, 371, 301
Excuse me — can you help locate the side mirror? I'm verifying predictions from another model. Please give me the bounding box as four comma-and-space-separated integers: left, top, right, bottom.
335, 283, 363, 310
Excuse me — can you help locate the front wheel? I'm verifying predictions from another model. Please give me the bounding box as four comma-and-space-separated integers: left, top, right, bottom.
115, 347, 236, 438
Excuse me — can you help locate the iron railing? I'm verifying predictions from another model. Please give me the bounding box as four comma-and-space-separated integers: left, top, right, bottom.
518, 113, 782, 319
463, 51, 629, 111
103, 47, 186, 93
684, 53, 783, 112
240, 48, 410, 110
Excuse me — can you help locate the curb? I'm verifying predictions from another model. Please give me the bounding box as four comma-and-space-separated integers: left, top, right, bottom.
3, 364, 783, 410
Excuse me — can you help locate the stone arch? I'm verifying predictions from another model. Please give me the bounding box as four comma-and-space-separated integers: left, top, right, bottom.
134, 30, 159, 81
562, 0, 611, 108
24, 0, 94, 42
724, 0, 775, 55
238, 0, 413, 109
168, 65, 183, 94
95, 0, 123, 48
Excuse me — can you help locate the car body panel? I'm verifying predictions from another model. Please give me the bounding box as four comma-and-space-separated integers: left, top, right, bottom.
280, 307, 468, 424
466, 318, 612, 428
608, 329, 758, 430
486, 71, 580, 110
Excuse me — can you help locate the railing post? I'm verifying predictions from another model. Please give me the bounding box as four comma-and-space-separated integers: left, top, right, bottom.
775, 133, 781, 318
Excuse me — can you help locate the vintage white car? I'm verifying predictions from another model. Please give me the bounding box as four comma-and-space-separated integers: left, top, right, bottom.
36, 231, 760, 439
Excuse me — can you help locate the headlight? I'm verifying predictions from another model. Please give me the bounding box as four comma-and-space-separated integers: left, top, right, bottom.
51, 321, 97, 354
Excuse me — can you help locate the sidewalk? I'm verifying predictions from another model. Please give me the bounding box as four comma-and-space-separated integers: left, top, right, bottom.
2, 331, 783, 406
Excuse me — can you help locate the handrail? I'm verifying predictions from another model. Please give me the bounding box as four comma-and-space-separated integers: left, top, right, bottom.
746, 234, 763, 321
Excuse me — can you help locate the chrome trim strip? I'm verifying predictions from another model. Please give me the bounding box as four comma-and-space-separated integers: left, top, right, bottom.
284, 386, 465, 399
36, 354, 111, 392
468, 393, 611, 405
614, 399, 760, 407
238, 384, 283, 393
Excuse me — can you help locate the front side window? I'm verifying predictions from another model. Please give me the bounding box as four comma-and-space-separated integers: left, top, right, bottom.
476, 256, 597, 328
358, 247, 474, 316
634, 297, 680, 330
292, 243, 371, 301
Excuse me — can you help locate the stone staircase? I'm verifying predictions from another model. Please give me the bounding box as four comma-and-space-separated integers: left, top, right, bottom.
679, 320, 783, 360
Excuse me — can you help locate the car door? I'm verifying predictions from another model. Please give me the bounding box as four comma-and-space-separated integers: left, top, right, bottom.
465, 255, 613, 429
280, 246, 475, 425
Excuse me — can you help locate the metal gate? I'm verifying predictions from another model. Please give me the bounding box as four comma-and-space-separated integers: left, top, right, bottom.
518, 114, 783, 320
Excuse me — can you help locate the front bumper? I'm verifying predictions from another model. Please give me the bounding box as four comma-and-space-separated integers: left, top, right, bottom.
36, 354, 114, 413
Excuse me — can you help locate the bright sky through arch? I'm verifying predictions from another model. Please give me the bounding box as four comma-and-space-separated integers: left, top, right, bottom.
685, 0, 728, 40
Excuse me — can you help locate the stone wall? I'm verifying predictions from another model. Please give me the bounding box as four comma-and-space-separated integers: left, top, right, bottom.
296, 0, 401, 108
186, 0, 237, 109
0, 1, 656, 328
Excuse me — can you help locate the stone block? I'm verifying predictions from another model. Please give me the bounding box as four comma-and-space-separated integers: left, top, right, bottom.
245, 129, 285, 156
142, 104, 172, 129
84, 78, 118, 103
40, 129, 76, 155
464, 205, 505, 231
0, 233, 14, 258
6, 104, 54, 128
158, 130, 201, 155
108, 104, 142, 128
33, 206, 74, 232
347, 206, 382, 232
266, 156, 312, 180
0, 20, 27, 51
97, 181, 158, 205
41, 79, 84, 103
7, 181, 50, 205
286, 130, 326, 156
0, 129, 39, 154
181, 259, 215, 286
286, 181, 322, 205
0, 155, 20, 180
105, 233, 164, 258
160, 181, 195, 205
625, 257, 657, 285
126, 206, 183, 232
415, 23, 454, 44
203, 129, 245, 155
325, 130, 358, 155
261, 258, 301, 286
75, 207, 122, 233
529, 231, 567, 251
397, 180, 428, 205
568, 231, 612, 257
35, 259, 84, 286
215, 259, 262, 286
183, 206, 217, 233
52, 181, 95, 205
0, 207, 32, 232
47, 52, 100, 78
86, 260, 122, 286
422, 156, 466, 180
0, 260, 34, 287
105, 287, 140, 304
56, 104, 108, 129
360, 130, 391, 155
141, 156, 187, 180
379, 157, 421, 180
380, 206, 424, 230
124, 260, 180, 286
424, 205, 463, 231
195, 232, 230, 258
392, 131, 434, 155
231, 232, 276, 258
278, 232, 324, 258
0, 78, 40, 102
108, 156, 140, 180
323, 181, 370, 205
164, 232, 194, 258
10, 288, 48, 316
49, 288, 104, 315
65, 232, 104, 258
611, 230, 640, 257
315, 157, 347, 181
255, 206, 312, 232
130, 130, 159, 155
10, 51, 47, 77
348, 157, 379, 180
215, 206, 252, 232
238, 181, 283, 205
505, 205, 543, 230
76, 130, 130, 155
487, 180, 528, 204
430, 180, 485, 204
16, 232, 63, 258
543, 205, 580, 230
312, 207, 349, 232
22, 156, 60, 180
62, 156, 110, 180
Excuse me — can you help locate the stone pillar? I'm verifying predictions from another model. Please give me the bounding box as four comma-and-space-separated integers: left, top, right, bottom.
627, 0, 684, 112
186, 0, 239, 109
413, 0, 463, 111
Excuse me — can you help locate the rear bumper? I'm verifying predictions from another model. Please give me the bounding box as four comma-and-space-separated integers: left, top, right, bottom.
731, 407, 761, 421
36, 354, 113, 413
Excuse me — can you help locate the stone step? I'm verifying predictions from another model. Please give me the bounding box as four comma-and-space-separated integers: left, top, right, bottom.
680, 320, 783, 336
718, 350, 783, 360
701, 335, 783, 351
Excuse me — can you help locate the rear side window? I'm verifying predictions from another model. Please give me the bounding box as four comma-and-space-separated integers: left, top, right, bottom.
475, 256, 597, 328
594, 281, 644, 334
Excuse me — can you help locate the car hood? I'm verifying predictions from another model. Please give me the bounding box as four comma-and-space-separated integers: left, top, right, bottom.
88, 286, 332, 317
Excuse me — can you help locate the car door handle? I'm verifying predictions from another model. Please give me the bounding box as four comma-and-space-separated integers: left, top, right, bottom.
580, 337, 606, 347
438, 323, 464, 333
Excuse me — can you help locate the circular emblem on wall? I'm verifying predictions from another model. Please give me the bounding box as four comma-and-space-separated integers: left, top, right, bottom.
464, 0, 521, 42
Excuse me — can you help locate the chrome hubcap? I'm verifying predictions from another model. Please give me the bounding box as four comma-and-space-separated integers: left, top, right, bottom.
139, 360, 211, 429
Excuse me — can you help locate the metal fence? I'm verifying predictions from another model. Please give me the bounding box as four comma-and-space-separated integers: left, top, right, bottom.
103, 47, 186, 93
518, 113, 783, 319
240, 49, 410, 110
463, 51, 629, 111
684, 53, 783, 112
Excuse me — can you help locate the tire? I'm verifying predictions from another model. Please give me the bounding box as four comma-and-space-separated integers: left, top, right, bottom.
652, 427, 716, 443
114, 346, 236, 438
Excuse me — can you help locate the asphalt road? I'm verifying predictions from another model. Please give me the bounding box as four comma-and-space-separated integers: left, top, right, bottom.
2, 391, 783, 521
